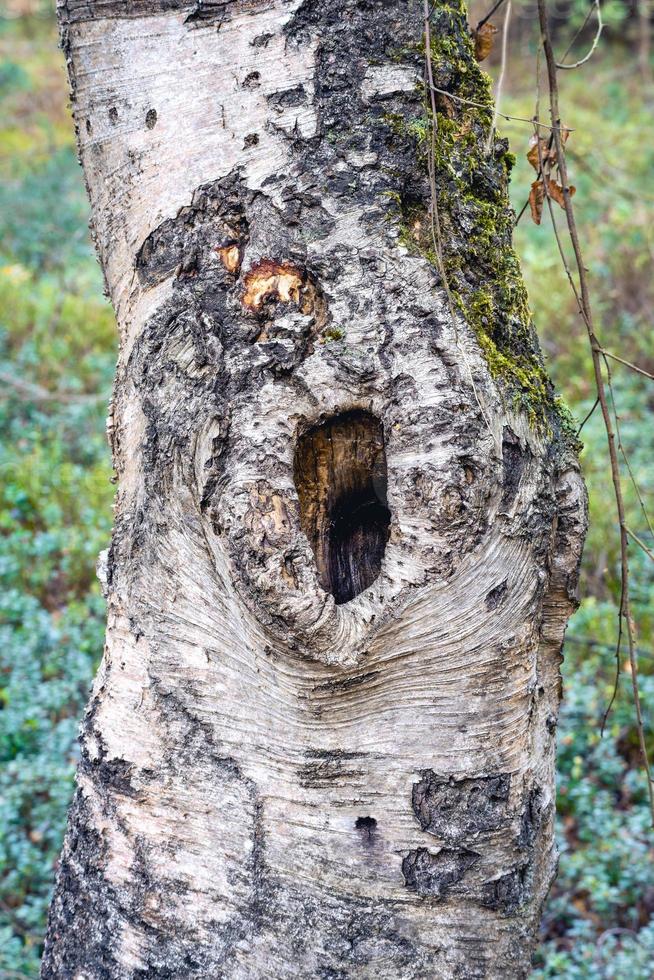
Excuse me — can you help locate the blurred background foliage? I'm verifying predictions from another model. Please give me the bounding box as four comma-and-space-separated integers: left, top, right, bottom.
0, 1, 652, 977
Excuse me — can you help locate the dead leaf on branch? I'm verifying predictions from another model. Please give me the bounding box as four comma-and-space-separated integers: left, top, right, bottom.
527, 135, 550, 171
525, 126, 575, 223
526, 126, 572, 173
473, 23, 498, 62
529, 180, 545, 225
547, 180, 576, 208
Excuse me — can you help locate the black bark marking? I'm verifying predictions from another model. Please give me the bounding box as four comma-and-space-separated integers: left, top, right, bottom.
485, 579, 508, 610
312, 669, 381, 695
251, 32, 273, 47
185, 1, 229, 27
355, 816, 377, 842
108, 105, 118, 124
294, 411, 390, 605
242, 71, 261, 89
480, 863, 529, 914
518, 785, 544, 849
412, 771, 510, 841
184, 0, 272, 29
267, 84, 307, 108
402, 847, 480, 900
135, 171, 250, 288
61, 1, 199, 25
145, 107, 158, 129
501, 426, 529, 506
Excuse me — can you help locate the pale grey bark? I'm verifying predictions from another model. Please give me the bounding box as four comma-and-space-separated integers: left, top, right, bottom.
43, 2, 587, 978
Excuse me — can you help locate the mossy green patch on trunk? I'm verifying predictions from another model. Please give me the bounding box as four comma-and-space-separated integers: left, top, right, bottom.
390, 0, 578, 443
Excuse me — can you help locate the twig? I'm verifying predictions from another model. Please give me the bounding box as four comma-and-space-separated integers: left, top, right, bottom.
557, 0, 603, 70
0, 369, 104, 405
538, 0, 654, 821
599, 348, 654, 381
514, 197, 530, 227
476, 0, 507, 32
625, 526, 654, 563
558, 0, 597, 63
605, 366, 654, 539
576, 396, 599, 436
423, 10, 456, 325
486, 0, 512, 154
428, 84, 574, 131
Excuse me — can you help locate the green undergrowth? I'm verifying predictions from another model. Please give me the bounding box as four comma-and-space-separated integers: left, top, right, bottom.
0, 10, 115, 976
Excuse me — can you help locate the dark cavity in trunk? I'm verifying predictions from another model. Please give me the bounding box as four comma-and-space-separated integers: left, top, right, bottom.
294, 410, 390, 605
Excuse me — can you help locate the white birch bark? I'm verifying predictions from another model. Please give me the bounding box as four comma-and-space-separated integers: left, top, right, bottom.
42, 1, 587, 977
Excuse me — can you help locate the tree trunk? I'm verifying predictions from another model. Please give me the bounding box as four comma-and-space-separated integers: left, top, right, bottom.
43, 1, 587, 977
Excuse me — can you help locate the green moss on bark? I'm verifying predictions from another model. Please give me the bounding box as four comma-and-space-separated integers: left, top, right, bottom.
391, 0, 577, 440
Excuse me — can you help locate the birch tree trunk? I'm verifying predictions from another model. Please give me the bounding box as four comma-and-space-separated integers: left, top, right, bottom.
43, 1, 587, 977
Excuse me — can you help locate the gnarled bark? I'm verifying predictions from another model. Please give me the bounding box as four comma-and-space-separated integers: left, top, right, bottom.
43, 1, 587, 977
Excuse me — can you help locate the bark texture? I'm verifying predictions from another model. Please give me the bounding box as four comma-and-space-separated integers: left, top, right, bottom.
43, 1, 587, 977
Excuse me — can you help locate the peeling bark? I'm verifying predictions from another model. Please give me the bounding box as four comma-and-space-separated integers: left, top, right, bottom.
43, 1, 587, 977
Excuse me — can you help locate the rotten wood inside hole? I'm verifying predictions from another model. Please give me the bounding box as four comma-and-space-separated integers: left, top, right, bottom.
294, 410, 390, 605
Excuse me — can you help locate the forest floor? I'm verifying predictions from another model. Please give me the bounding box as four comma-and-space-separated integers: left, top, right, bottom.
1, 8, 653, 978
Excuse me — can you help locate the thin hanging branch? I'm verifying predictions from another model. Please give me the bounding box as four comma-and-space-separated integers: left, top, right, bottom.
532, 22, 629, 751
599, 348, 654, 381
576, 396, 599, 436
557, 0, 598, 62
423, 2, 458, 320
0, 369, 104, 405
537, 0, 654, 822
626, 526, 654, 563
476, 0, 507, 32
486, 0, 512, 154
428, 82, 573, 131
557, 0, 604, 70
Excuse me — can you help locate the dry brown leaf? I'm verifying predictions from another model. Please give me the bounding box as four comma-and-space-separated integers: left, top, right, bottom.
527, 135, 546, 171
473, 23, 498, 62
547, 180, 564, 208
529, 180, 545, 225
547, 180, 576, 209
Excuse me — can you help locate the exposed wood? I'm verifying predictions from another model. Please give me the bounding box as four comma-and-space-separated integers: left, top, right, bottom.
294, 410, 390, 605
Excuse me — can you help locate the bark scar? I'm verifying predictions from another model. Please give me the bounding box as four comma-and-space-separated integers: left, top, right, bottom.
242, 259, 312, 313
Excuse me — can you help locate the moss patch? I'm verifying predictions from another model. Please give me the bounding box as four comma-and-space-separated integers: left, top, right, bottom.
390, 0, 574, 439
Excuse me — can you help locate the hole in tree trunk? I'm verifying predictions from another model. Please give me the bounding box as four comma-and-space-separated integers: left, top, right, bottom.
293, 410, 390, 605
